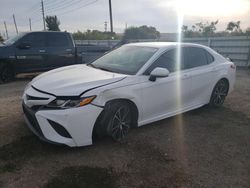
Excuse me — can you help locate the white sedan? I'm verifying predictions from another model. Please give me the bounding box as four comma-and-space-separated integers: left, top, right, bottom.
22, 42, 236, 147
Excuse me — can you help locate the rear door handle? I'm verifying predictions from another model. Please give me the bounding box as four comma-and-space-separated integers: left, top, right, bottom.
66, 49, 72, 52
39, 49, 46, 53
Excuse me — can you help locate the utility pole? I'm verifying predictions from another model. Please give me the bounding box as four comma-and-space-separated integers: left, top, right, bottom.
41, 0, 46, 31
13, 14, 18, 34
4, 21, 8, 39
108, 0, 113, 34
104, 21, 107, 32
29, 18, 32, 31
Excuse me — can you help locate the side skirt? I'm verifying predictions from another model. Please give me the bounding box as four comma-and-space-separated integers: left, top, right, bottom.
138, 103, 205, 127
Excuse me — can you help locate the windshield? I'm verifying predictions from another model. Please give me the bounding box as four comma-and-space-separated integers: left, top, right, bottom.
3, 33, 27, 45
91, 45, 158, 75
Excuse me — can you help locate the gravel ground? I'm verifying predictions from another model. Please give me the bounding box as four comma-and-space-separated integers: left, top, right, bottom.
0, 69, 249, 188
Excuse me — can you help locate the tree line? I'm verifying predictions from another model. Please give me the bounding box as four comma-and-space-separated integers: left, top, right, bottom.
182, 20, 250, 37
0, 15, 249, 42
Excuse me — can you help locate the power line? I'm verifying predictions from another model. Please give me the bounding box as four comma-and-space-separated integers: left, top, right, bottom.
43, 0, 69, 7
44, 0, 75, 10
45, 0, 86, 13
26, 1, 41, 12
1, 0, 99, 32
48, 0, 98, 17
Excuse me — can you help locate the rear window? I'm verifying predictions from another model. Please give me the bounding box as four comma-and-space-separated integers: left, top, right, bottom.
206, 51, 214, 64
46, 33, 70, 47
184, 47, 208, 69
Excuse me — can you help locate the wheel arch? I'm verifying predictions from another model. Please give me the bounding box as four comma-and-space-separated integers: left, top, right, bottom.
104, 98, 139, 127
92, 98, 139, 141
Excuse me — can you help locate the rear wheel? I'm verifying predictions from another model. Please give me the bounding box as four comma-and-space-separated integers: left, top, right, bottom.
209, 79, 229, 107
0, 65, 14, 83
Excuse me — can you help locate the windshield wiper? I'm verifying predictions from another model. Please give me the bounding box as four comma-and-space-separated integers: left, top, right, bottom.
87, 64, 115, 73
97, 67, 116, 73
87, 63, 97, 68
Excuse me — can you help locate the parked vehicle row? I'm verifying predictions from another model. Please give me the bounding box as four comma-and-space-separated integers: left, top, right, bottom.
22, 42, 236, 147
0, 31, 79, 83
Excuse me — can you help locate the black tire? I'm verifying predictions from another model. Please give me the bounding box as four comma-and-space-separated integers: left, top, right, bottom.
209, 79, 229, 107
0, 65, 14, 83
95, 101, 132, 142
107, 102, 132, 142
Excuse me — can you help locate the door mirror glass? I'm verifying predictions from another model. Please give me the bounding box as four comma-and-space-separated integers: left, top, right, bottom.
17, 43, 31, 49
149, 67, 170, 81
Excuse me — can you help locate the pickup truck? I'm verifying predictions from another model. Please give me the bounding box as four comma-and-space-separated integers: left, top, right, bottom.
0, 31, 79, 83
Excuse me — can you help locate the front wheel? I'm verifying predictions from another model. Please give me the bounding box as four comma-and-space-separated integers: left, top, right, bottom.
107, 102, 132, 142
209, 79, 229, 107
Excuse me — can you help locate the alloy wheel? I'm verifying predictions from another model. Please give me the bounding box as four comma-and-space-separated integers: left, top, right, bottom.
211, 80, 228, 106
110, 105, 131, 141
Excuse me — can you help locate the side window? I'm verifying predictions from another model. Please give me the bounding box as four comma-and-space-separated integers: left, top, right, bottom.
145, 49, 184, 75
206, 51, 214, 64
46, 33, 70, 47
19, 33, 46, 47
184, 47, 208, 69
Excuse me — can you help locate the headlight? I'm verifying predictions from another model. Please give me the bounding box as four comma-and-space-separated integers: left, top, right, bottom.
47, 96, 96, 109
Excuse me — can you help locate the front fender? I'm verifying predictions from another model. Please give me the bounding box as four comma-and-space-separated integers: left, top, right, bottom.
92, 84, 143, 122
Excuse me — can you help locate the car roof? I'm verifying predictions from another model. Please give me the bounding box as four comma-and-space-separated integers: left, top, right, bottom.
19, 31, 69, 35
125, 42, 207, 49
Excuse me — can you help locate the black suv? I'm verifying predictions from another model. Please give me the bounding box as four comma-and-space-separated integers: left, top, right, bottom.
0, 31, 78, 83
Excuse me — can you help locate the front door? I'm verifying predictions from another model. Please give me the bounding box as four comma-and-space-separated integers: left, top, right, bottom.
15, 32, 46, 73
139, 48, 192, 124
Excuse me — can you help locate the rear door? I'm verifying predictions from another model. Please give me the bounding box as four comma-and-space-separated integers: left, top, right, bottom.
45, 32, 75, 69
183, 47, 215, 105
15, 32, 46, 72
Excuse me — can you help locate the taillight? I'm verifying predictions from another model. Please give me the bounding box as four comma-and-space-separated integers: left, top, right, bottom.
230, 64, 236, 69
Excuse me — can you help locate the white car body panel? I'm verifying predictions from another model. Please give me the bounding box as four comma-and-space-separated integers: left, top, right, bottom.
36, 105, 102, 147
31, 64, 126, 96
22, 42, 236, 147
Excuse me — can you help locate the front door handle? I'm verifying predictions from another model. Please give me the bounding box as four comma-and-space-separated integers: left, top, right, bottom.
182, 74, 189, 79
212, 67, 219, 71
66, 49, 72, 52
39, 49, 46, 53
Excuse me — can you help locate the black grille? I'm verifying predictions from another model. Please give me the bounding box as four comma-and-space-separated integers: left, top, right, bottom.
22, 103, 44, 137
26, 95, 49, 101
48, 120, 72, 138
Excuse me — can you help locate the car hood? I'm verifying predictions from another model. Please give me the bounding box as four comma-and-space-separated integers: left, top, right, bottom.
31, 64, 127, 96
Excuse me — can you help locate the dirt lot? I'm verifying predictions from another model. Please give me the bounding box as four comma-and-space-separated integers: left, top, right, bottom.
0, 69, 250, 188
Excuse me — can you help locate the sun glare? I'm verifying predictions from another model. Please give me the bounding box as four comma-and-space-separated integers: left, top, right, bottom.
159, 0, 250, 17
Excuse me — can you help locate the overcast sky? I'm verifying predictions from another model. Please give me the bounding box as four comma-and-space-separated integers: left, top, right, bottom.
0, 0, 250, 38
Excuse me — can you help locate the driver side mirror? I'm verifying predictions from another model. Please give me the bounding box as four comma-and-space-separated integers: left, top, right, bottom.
17, 42, 31, 49
149, 67, 170, 82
